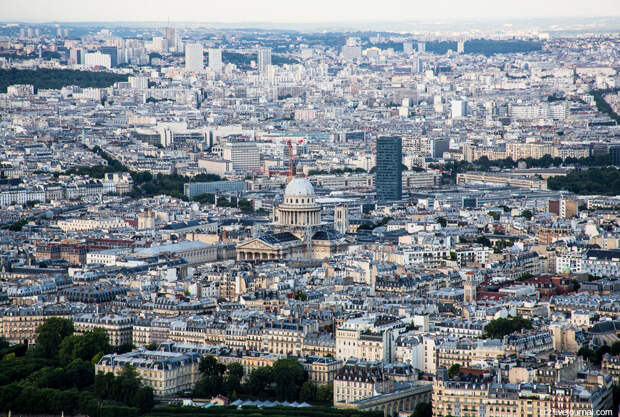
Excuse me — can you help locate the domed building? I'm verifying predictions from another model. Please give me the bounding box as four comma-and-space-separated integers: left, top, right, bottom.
272, 176, 322, 235
236, 176, 348, 261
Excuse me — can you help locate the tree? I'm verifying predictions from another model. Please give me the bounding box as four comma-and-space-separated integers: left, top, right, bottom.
199, 355, 226, 377
484, 316, 533, 339
487, 211, 500, 221
59, 328, 112, 364
193, 356, 227, 398
223, 363, 244, 397
475, 236, 492, 247
436, 217, 447, 228
8, 219, 28, 231
65, 359, 95, 389
115, 365, 141, 405
238, 198, 253, 212
243, 366, 273, 397
91, 351, 105, 366
35, 318, 74, 359
578, 345, 611, 366
299, 381, 317, 402
133, 386, 155, 414
411, 401, 432, 417
548, 167, 620, 196
519, 210, 533, 220
518, 273, 535, 281
381, 216, 393, 226
272, 358, 307, 401
448, 363, 461, 377
316, 383, 333, 404
115, 342, 134, 354
294, 290, 308, 301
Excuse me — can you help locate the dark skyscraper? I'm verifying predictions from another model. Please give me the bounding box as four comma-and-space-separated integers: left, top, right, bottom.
100, 46, 118, 67
375, 136, 402, 201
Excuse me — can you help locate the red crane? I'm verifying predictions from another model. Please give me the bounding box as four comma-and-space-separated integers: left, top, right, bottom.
288, 139, 293, 181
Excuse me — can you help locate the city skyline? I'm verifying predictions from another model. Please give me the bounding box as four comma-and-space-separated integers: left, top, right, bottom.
4, 0, 620, 23
0, 8, 619, 417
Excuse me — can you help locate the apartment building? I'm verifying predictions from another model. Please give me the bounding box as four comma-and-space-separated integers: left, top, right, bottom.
56, 217, 129, 232
602, 354, 620, 383
0, 305, 71, 345
336, 315, 402, 363
334, 359, 394, 406
303, 355, 344, 385
437, 339, 505, 369
73, 313, 134, 346
96, 349, 201, 396
433, 373, 613, 417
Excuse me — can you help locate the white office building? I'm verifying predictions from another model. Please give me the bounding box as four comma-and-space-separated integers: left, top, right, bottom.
185, 43, 203, 72
257, 47, 272, 74
84, 52, 111, 69
129, 76, 148, 89
208, 48, 223, 73
222, 141, 260, 171
451, 100, 467, 119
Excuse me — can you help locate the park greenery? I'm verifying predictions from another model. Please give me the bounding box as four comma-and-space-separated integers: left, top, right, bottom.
308, 167, 367, 176
474, 236, 492, 247
493, 239, 515, 254
428, 153, 613, 186
216, 51, 298, 69
294, 290, 308, 301
144, 405, 382, 417
355, 216, 393, 232
483, 316, 533, 339
547, 167, 620, 196
193, 356, 332, 405
429, 153, 611, 178
0, 317, 154, 417
472, 153, 611, 171
487, 211, 500, 221
0, 68, 128, 93
578, 341, 620, 367
448, 364, 461, 377
0, 218, 29, 231
65, 146, 223, 200
591, 88, 620, 125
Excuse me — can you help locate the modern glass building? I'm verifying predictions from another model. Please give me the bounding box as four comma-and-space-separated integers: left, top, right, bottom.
375, 136, 402, 201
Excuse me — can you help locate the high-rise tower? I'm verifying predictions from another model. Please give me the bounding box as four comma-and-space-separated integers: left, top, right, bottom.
375, 136, 403, 202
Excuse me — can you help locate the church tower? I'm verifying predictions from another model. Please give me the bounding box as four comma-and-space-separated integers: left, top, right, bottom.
334, 204, 349, 235
464, 275, 476, 303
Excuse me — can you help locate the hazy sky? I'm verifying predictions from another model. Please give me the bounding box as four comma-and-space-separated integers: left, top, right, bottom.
4, 0, 620, 23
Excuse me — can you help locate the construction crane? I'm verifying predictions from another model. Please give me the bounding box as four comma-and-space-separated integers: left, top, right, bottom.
287, 139, 293, 181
